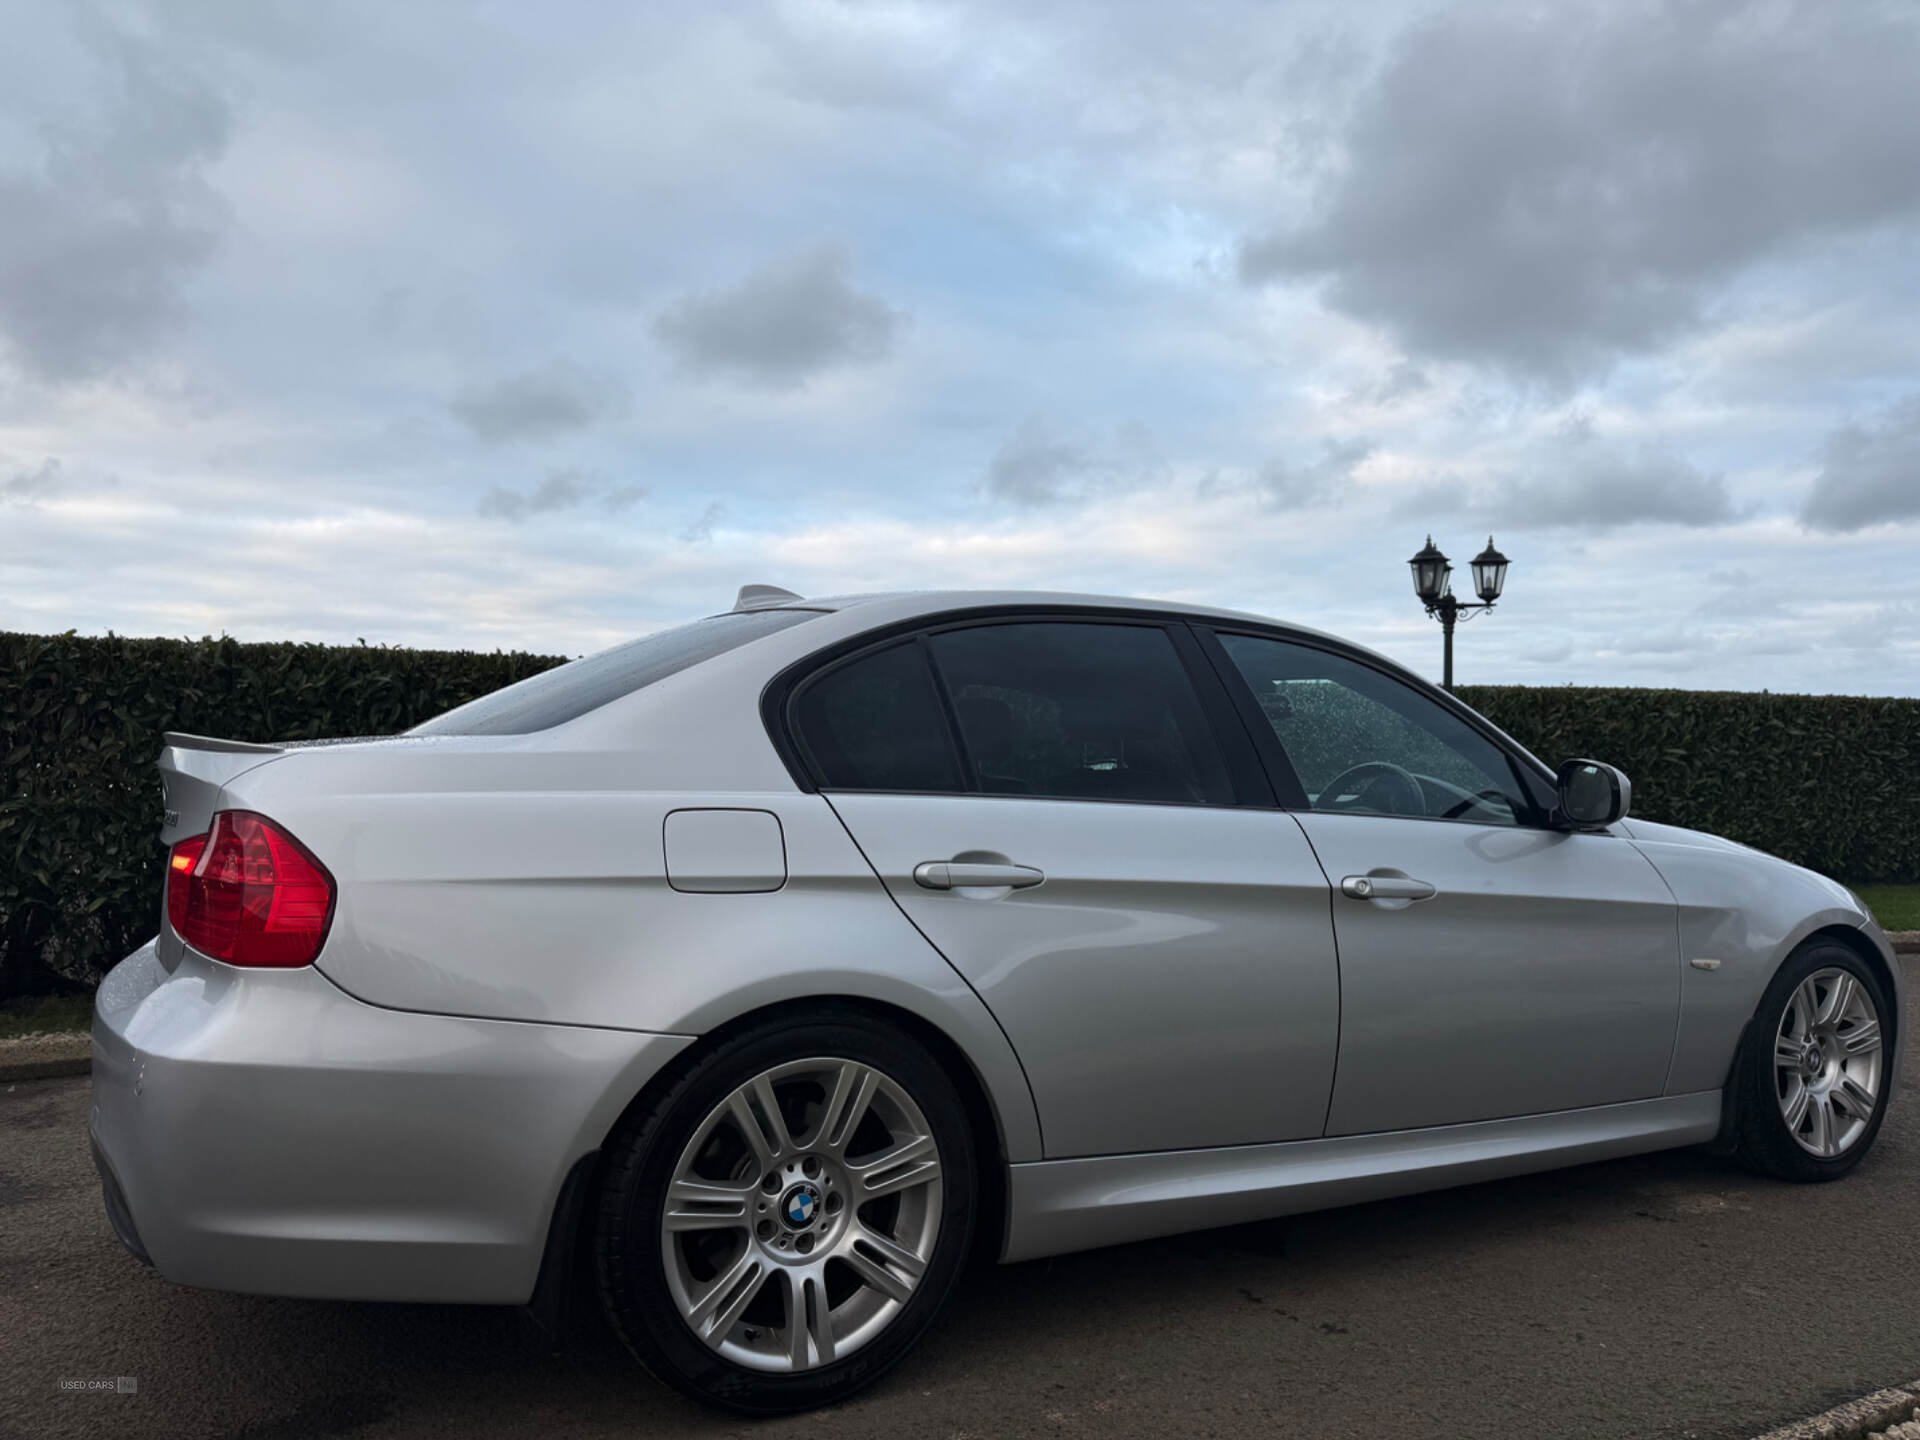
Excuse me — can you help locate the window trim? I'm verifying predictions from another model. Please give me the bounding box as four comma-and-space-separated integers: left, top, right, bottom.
765, 606, 1269, 809
916, 632, 980, 794
1190, 622, 1558, 829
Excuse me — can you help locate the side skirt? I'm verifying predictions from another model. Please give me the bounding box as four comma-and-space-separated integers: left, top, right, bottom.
1003, 1091, 1722, 1263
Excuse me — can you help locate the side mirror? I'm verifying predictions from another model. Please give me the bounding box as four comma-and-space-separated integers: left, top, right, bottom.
1556, 759, 1631, 830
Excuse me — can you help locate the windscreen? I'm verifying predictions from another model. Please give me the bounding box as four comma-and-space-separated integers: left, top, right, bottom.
409, 609, 820, 737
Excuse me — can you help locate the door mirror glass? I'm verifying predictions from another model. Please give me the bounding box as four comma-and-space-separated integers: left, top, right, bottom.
1556, 760, 1631, 829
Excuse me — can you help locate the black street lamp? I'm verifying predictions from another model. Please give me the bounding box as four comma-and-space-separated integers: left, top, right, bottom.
1408, 535, 1510, 690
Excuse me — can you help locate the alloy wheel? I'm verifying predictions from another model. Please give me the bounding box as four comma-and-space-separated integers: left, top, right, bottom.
1773, 966, 1884, 1158
660, 1056, 944, 1372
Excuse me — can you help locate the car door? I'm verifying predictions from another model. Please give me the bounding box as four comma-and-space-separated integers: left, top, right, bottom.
1206, 629, 1682, 1137
785, 616, 1341, 1159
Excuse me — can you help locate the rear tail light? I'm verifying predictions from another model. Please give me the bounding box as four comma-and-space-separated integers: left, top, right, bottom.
165, 832, 208, 936
165, 812, 335, 967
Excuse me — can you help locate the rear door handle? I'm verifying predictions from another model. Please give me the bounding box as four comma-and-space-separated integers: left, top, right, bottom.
913, 861, 1045, 891
1341, 874, 1437, 901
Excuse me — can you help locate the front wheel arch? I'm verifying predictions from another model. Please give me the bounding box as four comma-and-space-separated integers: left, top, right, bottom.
1719, 931, 1894, 1178
1805, 924, 1901, 1061
1712, 924, 1899, 1158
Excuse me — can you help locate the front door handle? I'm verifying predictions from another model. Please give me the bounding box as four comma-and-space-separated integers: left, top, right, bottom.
1341, 874, 1437, 901
913, 861, 1045, 891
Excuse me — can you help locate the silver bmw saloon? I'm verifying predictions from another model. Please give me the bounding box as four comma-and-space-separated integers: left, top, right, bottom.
92, 587, 1901, 1413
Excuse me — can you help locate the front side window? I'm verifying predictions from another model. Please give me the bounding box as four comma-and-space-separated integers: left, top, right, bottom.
1217, 633, 1529, 826
927, 622, 1233, 806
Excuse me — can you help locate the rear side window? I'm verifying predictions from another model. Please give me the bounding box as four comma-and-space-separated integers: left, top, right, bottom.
792, 641, 962, 792
928, 622, 1232, 805
411, 609, 818, 737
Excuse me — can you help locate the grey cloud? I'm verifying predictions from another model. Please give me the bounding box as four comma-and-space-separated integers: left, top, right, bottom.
982, 419, 1159, 507
1392, 478, 1465, 524
1257, 439, 1372, 509
2, 458, 64, 504
1800, 396, 1920, 531
985, 420, 1097, 506
1402, 433, 1737, 531
1625, 629, 1699, 657
1492, 449, 1736, 529
1831, 601, 1920, 652
476, 469, 589, 521
680, 501, 728, 543
450, 362, 623, 444
1241, 1, 1920, 381
1373, 361, 1429, 404
476, 467, 644, 522
653, 247, 901, 387
0, 21, 229, 384
763, 8, 964, 115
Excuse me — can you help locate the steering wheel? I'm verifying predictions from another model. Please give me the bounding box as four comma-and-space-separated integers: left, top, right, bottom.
1315, 760, 1426, 817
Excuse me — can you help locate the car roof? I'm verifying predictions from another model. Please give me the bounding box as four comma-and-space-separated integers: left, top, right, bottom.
753, 588, 1349, 646
369, 584, 1552, 794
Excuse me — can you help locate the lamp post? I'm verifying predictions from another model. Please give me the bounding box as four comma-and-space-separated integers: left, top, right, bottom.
1408, 535, 1510, 690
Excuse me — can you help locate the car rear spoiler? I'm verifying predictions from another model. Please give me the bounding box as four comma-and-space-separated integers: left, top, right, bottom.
160, 732, 284, 755
158, 734, 287, 845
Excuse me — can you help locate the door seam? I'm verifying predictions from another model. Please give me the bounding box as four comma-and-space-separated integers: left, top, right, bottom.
1624, 836, 1689, 1098
1287, 811, 1345, 1139
816, 791, 1047, 1157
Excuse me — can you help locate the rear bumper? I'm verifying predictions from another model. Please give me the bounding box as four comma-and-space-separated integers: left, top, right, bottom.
90, 940, 691, 1303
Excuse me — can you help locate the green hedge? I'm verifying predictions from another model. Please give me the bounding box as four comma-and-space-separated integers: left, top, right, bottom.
3, 629, 1915, 993
1, 631, 563, 993
1458, 684, 1920, 887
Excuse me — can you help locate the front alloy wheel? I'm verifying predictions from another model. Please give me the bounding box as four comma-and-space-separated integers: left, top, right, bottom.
594, 1013, 975, 1414
1771, 967, 1884, 1159
1733, 939, 1893, 1181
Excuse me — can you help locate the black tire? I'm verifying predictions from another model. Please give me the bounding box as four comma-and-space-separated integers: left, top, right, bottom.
1730, 939, 1893, 1182
592, 1009, 976, 1415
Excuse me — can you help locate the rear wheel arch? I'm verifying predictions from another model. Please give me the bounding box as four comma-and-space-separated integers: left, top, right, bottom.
588, 996, 1009, 1267
586, 1000, 990, 1410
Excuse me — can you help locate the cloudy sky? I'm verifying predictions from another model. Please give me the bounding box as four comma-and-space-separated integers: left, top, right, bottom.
3, 0, 1919, 694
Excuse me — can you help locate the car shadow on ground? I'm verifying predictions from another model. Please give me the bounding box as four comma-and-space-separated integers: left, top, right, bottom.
12, 1052, 1912, 1440
164, 1144, 1770, 1435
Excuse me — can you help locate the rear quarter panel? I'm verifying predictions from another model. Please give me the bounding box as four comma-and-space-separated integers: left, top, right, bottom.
217, 749, 1044, 1162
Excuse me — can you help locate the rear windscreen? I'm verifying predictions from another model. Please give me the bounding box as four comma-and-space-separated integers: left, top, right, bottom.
409, 609, 821, 737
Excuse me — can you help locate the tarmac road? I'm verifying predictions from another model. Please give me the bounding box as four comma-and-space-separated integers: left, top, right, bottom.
4, 957, 1915, 1440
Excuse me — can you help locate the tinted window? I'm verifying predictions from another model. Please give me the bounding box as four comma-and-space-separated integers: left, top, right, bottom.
793, 641, 962, 792
411, 609, 818, 737
928, 622, 1233, 805
1219, 634, 1528, 826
